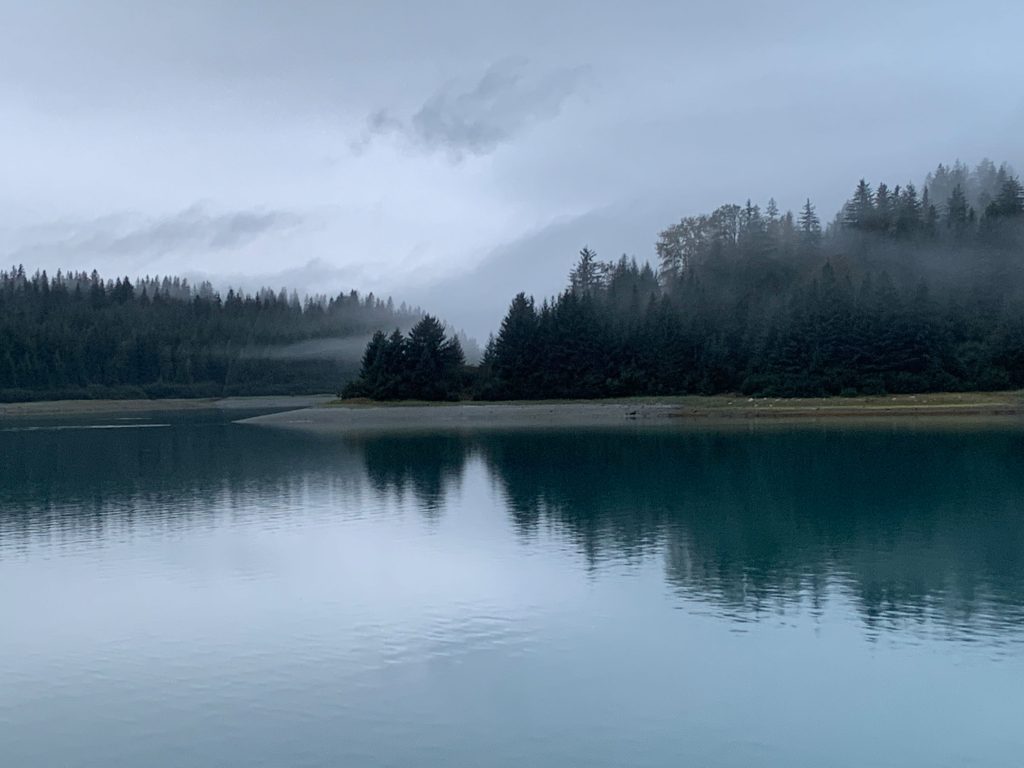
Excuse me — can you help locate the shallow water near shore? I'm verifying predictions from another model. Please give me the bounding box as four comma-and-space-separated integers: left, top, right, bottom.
2, 409, 1023, 767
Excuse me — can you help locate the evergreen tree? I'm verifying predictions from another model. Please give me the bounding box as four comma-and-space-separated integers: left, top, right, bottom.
894, 183, 922, 238
345, 317, 465, 401
986, 176, 1024, 219
844, 179, 875, 230
488, 293, 541, 399
875, 183, 893, 233
798, 199, 822, 251
569, 247, 605, 296
946, 184, 970, 236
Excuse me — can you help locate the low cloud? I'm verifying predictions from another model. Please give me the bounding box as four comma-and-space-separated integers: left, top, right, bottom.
5, 205, 302, 268
357, 58, 587, 159
185, 257, 373, 299
404, 197, 676, 339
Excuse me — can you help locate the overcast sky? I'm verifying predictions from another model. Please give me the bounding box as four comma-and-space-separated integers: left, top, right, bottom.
2, 0, 1022, 337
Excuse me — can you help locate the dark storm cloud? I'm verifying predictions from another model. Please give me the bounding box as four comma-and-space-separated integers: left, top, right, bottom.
7, 206, 301, 265
358, 58, 587, 158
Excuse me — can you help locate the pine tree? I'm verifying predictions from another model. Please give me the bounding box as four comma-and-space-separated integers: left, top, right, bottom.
570, 247, 605, 296
490, 293, 540, 399
875, 183, 893, 233
987, 176, 1024, 218
843, 179, 875, 230
921, 187, 938, 238
739, 199, 767, 255
798, 199, 822, 250
894, 183, 922, 238
347, 330, 389, 397
946, 184, 969, 236
971, 158, 1000, 211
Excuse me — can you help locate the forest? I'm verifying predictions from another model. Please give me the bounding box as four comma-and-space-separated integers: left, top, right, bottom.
0, 271, 419, 401
351, 158, 1024, 399
4, 158, 1024, 403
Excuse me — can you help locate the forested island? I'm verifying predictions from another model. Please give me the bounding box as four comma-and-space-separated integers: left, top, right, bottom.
350, 159, 1024, 400
3, 159, 1023, 403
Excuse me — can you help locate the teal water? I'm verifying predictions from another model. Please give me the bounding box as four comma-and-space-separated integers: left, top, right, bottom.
1, 412, 1023, 767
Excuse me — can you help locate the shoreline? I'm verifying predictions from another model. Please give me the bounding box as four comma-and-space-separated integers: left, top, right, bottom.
237, 392, 1024, 433
3, 391, 1023, 430
0, 394, 333, 419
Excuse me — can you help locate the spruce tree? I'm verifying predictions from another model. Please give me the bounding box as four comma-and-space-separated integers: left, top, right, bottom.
844, 180, 875, 230
946, 184, 969, 236
798, 199, 822, 251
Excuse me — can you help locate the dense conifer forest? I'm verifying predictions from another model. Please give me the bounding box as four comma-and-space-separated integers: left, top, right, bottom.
5, 159, 1024, 403
352, 159, 1024, 400
0, 271, 419, 401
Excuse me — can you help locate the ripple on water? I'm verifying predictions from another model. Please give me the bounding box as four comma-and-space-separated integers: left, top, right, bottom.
4, 423, 1024, 767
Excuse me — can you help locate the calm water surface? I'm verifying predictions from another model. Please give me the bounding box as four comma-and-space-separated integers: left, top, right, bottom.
2, 411, 1023, 767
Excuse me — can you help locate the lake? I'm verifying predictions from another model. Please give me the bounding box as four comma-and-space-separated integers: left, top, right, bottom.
2, 410, 1023, 767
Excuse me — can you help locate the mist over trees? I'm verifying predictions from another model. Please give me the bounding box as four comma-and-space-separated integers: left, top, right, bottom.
470, 158, 1024, 399
5, 158, 1023, 404
0, 270, 420, 401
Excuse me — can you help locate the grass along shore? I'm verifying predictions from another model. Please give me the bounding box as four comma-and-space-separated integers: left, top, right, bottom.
330, 391, 1024, 413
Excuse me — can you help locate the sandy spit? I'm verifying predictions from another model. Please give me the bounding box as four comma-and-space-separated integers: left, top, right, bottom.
237, 396, 1024, 434
237, 393, 1024, 436
238, 402, 681, 433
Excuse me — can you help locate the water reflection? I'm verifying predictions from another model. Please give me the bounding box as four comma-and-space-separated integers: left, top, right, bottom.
474, 429, 1024, 641
2, 416, 1023, 642
362, 435, 467, 517
0, 415, 365, 546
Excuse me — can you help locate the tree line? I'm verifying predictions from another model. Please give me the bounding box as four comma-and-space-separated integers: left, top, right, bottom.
351, 158, 1024, 399
0, 269, 420, 401
5, 157, 1022, 403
